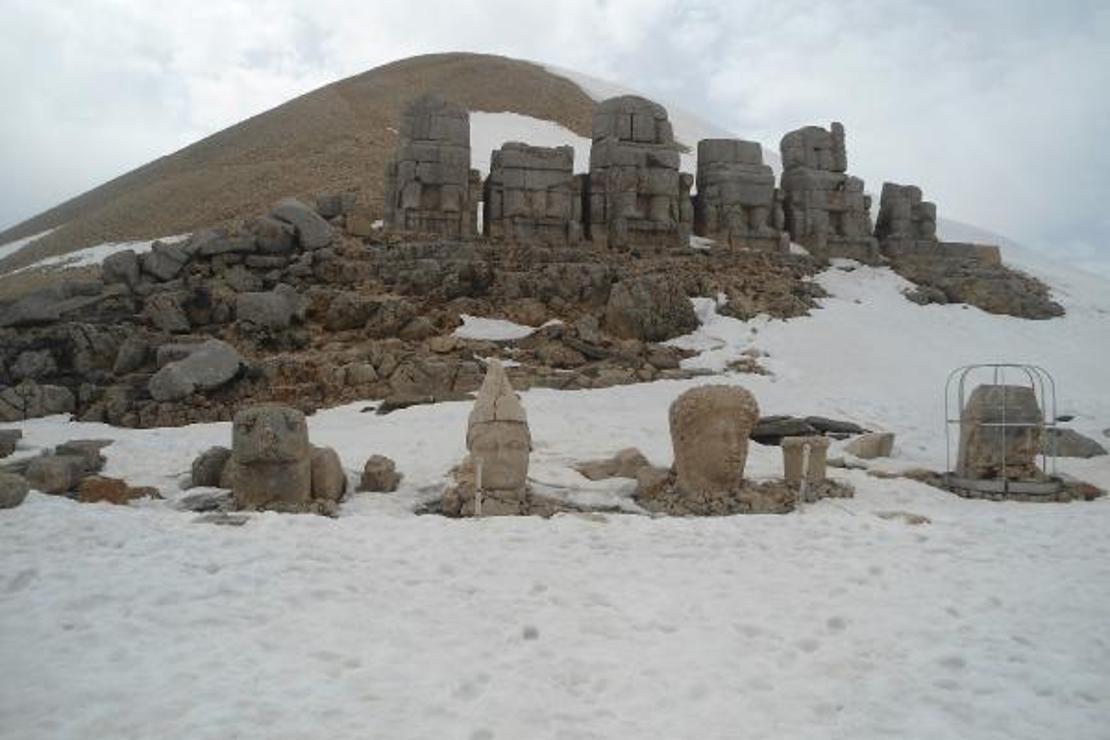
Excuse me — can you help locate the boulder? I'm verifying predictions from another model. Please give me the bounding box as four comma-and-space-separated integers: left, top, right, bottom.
575, 448, 651, 480
359, 454, 401, 492
844, 432, 895, 459
189, 446, 232, 488
311, 447, 347, 501
148, 340, 243, 402
144, 292, 191, 333
271, 197, 333, 250
0, 292, 61, 328
0, 429, 21, 458
0, 472, 29, 509
315, 192, 356, 219
113, 335, 150, 375
10, 350, 56, 381
398, 316, 437, 341
140, 241, 189, 281
0, 381, 75, 422
102, 250, 141, 289
236, 284, 305, 331
178, 489, 233, 512
751, 416, 819, 445
54, 439, 111, 473
197, 235, 256, 257
1043, 428, 1107, 459
805, 416, 868, 435
251, 216, 297, 254
603, 276, 698, 342
77, 476, 154, 505
324, 292, 373, 331
25, 455, 86, 494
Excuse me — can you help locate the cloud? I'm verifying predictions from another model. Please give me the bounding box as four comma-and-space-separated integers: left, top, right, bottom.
0, 0, 1106, 272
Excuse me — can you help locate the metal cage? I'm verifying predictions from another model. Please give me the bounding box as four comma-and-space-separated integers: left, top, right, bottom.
944, 363, 1061, 496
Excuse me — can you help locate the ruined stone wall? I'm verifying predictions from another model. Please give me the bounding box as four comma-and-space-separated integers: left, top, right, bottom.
694, 139, 786, 251
876, 182, 1000, 264
779, 123, 879, 262
586, 96, 692, 250
483, 143, 582, 245
384, 95, 479, 239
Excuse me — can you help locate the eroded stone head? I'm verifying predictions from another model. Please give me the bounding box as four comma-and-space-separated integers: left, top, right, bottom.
232, 404, 310, 465
466, 360, 530, 492
669, 385, 760, 496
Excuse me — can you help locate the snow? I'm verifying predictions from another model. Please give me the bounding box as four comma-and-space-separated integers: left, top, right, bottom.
470, 112, 591, 177
0, 228, 56, 267
2, 247, 1109, 737
5, 233, 190, 276
452, 314, 562, 342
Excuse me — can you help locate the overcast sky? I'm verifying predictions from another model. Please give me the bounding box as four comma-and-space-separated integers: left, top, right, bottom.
1, 0, 1107, 273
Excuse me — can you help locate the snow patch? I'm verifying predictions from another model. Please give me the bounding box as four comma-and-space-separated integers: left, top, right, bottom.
0, 228, 58, 268
470, 112, 591, 177
452, 314, 561, 341
8, 233, 190, 276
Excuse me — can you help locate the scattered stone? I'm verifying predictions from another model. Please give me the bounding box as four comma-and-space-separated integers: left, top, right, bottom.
102, 249, 141, 289
140, 241, 189, 281
750, 416, 819, 445
251, 216, 297, 254
804, 416, 867, 435
10, 350, 57, 381
178, 488, 233, 512
193, 512, 250, 526
359, 454, 402, 492
0, 381, 76, 422
272, 197, 334, 249
0, 472, 29, 509
310, 446, 347, 502
1043, 428, 1107, 458
197, 234, 256, 257
144, 292, 191, 333
236, 284, 305, 331
604, 276, 698, 342
0, 429, 21, 458
24, 455, 86, 494
148, 340, 243, 402
845, 432, 895, 459
189, 446, 232, 488
54, 439, 111, 473
575, 448, 650, 481
113, 336, 150, 375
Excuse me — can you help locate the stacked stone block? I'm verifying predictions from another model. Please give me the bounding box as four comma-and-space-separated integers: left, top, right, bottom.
586, 96, 692, 250
694, 139, 786, 251
384, 95, 479, 239
483, 143, 583, 245
876, 182, 1000, 264
779, 122, 879, 261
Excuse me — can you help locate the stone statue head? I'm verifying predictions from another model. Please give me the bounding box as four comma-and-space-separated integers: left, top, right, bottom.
466, 360, 531, 492
232, 404, 310, 465
669, 385, 760, 496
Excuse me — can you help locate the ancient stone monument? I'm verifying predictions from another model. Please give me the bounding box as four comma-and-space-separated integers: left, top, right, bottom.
782, 435, 830, 487
779, 122, 879, 261
957, 385, 1043, 480
442, 360, 532, 516
693, 139, 786, 251
384, 95, 480, 239
876, 181, 1001, 264
586, 96, 692, 250
669, 384, 760, 497
226, 404, 347, 513
483, 143, 583, 245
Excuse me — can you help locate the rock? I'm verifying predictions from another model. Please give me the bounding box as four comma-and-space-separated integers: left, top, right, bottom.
0, 429, 21, 458
54, 439, 111, 473
575, 448, 650, 480
102, 250, 141, 289
221, 265, 263, 293
25, 455, 86, 494
271, 197, 333, 250
344, 363, 378, 385
604, 276, 698, 342
782, 436, 831, 488
398, 316, 437, 341
236, 284, 305, 331
324, 292, 372, 331
310, 446, 347, 502
315, 192, 356, 219
957, 384, 1042, 479
359, 454, 401, 492
365, 296, 417, 338
844, 432, 895, 459
193, 512, 250, 526
230, 405, 312, 510
0, 472, 29, 508
750, 416, 819, 445
77, 476, 153, 505
148, 340, 243, 402
0, 293, 61, 328
251, 216, 297, 254
144, 292, 191, 333
197, 235, 256, 257
189, 446, 232, 488
178, 489, 233, 512
10, 350, 56, 381
1043, 428, 1107, 458
805, 416, 867, 435
140, 241, 189, 281
0, 381, 76, 422
113, 336, 150, 375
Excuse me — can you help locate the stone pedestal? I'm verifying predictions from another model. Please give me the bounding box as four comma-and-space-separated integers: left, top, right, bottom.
782, 436, 830, 486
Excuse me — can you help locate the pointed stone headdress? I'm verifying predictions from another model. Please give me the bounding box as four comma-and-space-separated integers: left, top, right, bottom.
466, 360, 530, 448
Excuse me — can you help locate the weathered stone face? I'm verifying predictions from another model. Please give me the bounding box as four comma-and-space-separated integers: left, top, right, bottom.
957, 384, 1043, 480
694, 138, 784, 251
779, 122, 878, 261
586, 95, 691, 250
468, 422, 530, 491
384, 94, 478, 240
669, 385, 759, 496
232, 405, 310, 465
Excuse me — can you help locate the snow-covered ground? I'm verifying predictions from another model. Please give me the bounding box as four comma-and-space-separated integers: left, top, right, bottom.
2, 250, 1109, 738
0, 233, 191, 277
0, 228, 57, 265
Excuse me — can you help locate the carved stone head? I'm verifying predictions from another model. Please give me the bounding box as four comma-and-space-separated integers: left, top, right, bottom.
669, 385, 760, 496
466, 360, 530, 492
232, 404, 310, 465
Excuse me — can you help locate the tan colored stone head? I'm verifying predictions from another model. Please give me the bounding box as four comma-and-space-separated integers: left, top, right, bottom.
466, 360, 531, 492
669, 385, 760, 496
232, 404, 310, 465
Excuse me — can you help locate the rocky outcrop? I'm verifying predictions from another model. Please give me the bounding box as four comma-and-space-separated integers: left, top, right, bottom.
148, 340, 243, 402
604, 275, 698, 342
0, 381, 75, 422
